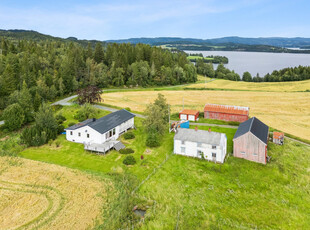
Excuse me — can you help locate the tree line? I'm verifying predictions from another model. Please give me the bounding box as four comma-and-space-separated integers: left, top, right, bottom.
0, 38, 197, 112
242, 65, 310, 82
195, 57, 310, 82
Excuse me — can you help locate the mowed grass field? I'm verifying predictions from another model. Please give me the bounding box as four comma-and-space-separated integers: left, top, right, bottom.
187, 78, 310, 92
101, 90, 310, 141
0, 156, 110, 230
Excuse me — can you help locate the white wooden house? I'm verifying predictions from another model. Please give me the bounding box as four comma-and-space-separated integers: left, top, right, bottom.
65, 109, 135, 153
174, 128, 227, 163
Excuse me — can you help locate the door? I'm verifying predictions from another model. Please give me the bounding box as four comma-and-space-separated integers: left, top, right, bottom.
188, 115, 195, 121
212, 153, 216, 162
180, 114, 187, 120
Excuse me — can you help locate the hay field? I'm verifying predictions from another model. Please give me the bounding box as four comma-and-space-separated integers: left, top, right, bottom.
0, 157, 109, 230
187, 79, 310, 92
102, 90, 310, 140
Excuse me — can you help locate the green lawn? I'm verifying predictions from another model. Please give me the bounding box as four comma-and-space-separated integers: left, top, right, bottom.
139, 140, 310, 229
19, 107, 310, 229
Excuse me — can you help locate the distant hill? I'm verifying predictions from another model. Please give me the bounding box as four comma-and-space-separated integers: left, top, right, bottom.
1, 29, 310, 52
0, 29, 105, 47
106, 36, 310, 48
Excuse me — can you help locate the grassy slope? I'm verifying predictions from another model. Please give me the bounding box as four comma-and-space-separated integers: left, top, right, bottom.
20, 105, 310, 229
140, 140, 310, 229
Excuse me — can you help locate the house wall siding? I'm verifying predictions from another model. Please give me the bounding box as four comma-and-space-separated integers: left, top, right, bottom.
174, 138, 227, 163
204, 111, 248, 122
66, 117, 135, 145
233, 132, 266, 164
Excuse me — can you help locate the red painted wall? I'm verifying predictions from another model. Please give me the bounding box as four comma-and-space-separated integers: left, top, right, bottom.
204, 111, 248, 122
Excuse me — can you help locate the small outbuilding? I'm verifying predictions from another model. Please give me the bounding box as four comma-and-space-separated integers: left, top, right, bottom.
204, 104, 249, 122
179, 109, 200, 121
174, 127, 227, 163
273, 132, 284, 145
233, 117, 269, 164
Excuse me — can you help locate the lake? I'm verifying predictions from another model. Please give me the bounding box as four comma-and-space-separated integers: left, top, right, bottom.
185, 50, 310, 77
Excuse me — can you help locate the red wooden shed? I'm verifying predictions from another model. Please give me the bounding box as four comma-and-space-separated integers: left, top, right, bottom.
204, 104, 249, 122
179, 109, 200, 121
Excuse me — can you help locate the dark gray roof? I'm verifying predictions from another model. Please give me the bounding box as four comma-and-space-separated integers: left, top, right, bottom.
233, 117, 269, 144
174, 128, 226, 146
65, 109, 135, 134
65, 118, 94, 130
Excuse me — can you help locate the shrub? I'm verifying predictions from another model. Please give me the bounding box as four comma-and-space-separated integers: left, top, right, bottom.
55, 140, 61, 147
51, 104, 63, 112
67, 122, 76, 127
123, 155, 136, 165
119, 148, 134, 154
146, 134, 160, 147
123, 132, 135, 140
57, 124, 65, 134
74, 103, 98, 122
3, 103, 25, 131
125, 107, 131, 111
55, 114, 66, 124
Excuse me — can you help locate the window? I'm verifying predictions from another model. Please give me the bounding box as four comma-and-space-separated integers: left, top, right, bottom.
197, 142, 202, 147
212, 145, 216, 149
181, 140, 185, 145
253, 153, 258, 156
78, 132, 81, 137
70, 131, 73, 135
212, 153, 216, 158
241, 151, 246, 155
113, 128, 116, 135
87, 134, 90, 138
181, 147, 186, 153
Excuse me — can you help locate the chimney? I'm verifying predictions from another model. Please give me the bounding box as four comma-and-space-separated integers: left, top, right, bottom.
208, 128, 211, 132
195, 126, 198, 131
92, 118, 96, 122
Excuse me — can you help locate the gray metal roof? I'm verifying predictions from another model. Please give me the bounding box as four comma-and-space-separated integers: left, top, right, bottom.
174, 128, 226, 146
233, 117, 269, 144
65, 118, 94, 130
66, 109, 135, 134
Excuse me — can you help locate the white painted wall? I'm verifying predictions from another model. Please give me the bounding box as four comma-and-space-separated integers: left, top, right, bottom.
174, 135, 227, 163
66, 126, 102, 145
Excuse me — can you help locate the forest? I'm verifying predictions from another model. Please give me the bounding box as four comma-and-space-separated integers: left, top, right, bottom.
0, 38, 197, 111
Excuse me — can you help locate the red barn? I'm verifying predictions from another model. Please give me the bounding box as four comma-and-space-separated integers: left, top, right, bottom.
233, 117, 269, 164
204, 104, 249, 122
179, 109, 200, 121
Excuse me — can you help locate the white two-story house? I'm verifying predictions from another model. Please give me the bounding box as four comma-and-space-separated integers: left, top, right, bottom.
65, 109, 135, 153
174, 128, 227, 163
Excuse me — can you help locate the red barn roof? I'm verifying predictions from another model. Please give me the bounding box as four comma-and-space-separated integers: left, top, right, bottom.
204, 104, 249, 115
179, 109, 199, 115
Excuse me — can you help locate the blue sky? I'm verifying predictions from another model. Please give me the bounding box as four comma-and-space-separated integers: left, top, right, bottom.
0, 0, 309, 40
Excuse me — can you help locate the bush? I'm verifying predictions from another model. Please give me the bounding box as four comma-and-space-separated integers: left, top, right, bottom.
146, 134, 160, 147
125, 107, 131, 111
123, 155, 136, 165
55, 114, 66, 124
3, 103, 25, 131
119, 148, 134, 154
51, 104, 63, 112
67, 122, 76, 127
57, 124, 65, 134
123, 132, 135, 140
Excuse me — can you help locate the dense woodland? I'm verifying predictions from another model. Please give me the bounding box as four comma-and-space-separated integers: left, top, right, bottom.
0, 38, 197, 111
